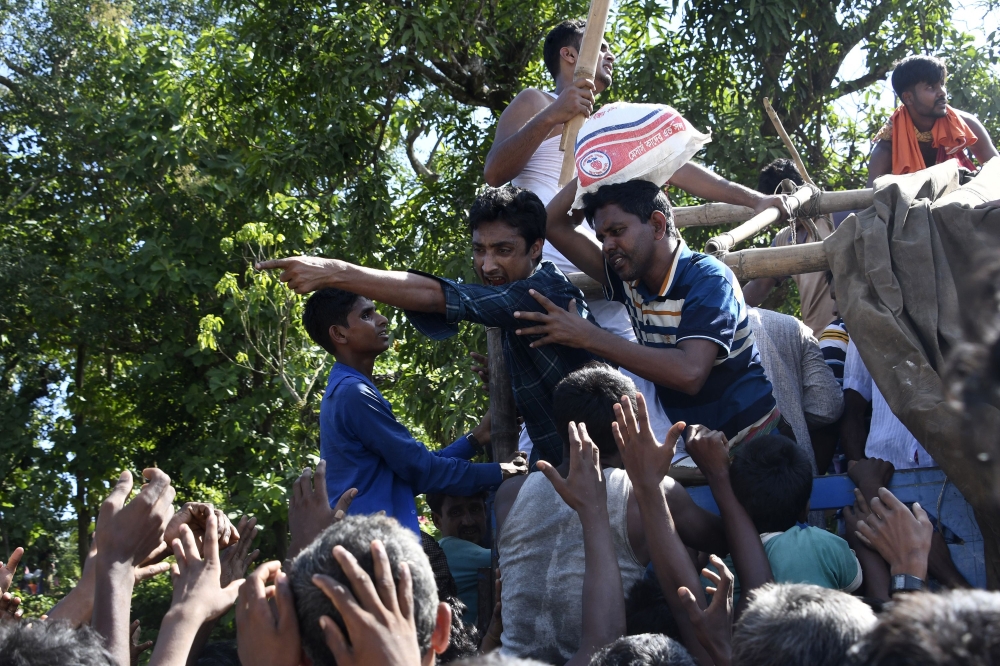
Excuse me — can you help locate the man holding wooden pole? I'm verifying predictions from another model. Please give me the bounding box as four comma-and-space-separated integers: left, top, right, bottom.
484, 16, 790, 450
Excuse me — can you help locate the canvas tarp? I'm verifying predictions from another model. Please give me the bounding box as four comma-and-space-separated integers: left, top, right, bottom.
823, 157, 1000, 586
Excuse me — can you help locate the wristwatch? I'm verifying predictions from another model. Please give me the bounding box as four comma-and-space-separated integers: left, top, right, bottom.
466, 431, 484, 453
890, 573, 925, 594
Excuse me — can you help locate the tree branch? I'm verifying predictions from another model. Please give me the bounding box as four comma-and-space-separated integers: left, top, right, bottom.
830, 65, 893, 99
405, 125, 439, 182
0, 75, 20, 97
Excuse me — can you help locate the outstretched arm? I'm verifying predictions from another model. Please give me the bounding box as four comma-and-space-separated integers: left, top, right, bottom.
670, 162, 788, 215
867, 141, 893, 187
255, 257, 446, 313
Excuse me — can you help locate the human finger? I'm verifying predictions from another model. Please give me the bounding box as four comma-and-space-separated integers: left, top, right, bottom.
313, 573, 367, 633
620, 394, 640, 439
701, 567, 722, 587
135, 561, 171, 583
333, 488, 356, 519
293, 469, 308, 502
2, 547, 23, 577
319, 615, 351, 664
512, 310, 548, 323
537, 461, 568, 499
875, 487, 907, 514
141, 467, 172, 500
203, 510, 221, 563
370, 539, 399, 614
868, 496, 889, 522
172, 538, 187, 574
105, 471, 135, 510
709, 554, 734, 595
180, 523, 202, 564
255, 258, 292, 271
676, 587, 704, 625
397, 561, 414, 621
331, 546, 382, 612
855, 519, 877, 548
527, 289, 560, 312
852, 488, 871, 515
911, 502, 932, 528
664, 421, 686, 451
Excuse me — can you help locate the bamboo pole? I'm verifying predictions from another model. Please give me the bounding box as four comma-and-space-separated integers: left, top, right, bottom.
704, 185, 818, 255
763, 97, 816, 188
486, 327, 518, 463
723, 242, 829, 281
674, 188, 873, 228
557, 0, 613, 187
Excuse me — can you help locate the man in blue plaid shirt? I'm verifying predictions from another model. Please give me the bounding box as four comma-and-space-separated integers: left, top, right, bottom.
258, 185, 600, 465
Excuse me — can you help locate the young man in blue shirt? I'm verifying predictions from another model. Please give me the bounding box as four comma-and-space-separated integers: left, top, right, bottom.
301, 288, 526, 534
258, 185, 600, 465
519, 179, 784, 449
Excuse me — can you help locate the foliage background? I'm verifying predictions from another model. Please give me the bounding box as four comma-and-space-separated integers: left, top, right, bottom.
1, 0, 998, 644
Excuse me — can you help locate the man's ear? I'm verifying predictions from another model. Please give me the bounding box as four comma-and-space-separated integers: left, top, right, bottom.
429, 601, 453, 658
649, 210, 669, 241
431, 512, 443, 531
900, 89, 914, 108
329, 323, 349, 346
560, 45, 578, 66
529, 237, 544, 264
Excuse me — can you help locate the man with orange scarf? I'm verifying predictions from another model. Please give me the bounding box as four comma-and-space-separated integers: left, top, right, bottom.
867, 55, 997, 187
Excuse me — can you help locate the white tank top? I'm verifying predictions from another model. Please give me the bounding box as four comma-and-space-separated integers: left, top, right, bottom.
497, 468, 645, 663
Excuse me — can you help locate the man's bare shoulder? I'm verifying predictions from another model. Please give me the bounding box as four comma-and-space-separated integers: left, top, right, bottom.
494, 472, 531, 533
503, 88, 554, 115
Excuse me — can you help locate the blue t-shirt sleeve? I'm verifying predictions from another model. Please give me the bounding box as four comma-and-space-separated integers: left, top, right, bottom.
675, 273, 738, 353
342, 381, 502, 494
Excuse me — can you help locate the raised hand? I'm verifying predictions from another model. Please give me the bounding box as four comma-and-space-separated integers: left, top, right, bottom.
0, 592, 22, 623
677, 554, 734, 666
311, 541, 423, 666
163, 503, 239, 557
753, 194, 792, 221
255, 256, 340, 294
514, 290, 593, 349
612, 391, 685, 491
220, 516, 260, 588
235, 561, 301, 666
97, 469, 176, 567
168, 511, 245, 623
289, 460, 357, 559
856, 487, 933, 580
848, 457, 895, 503
129, 620, 153, 666
0, 546, 23, 594
543, 78, 597, 125
538, 421, 606, 516
683, 424, 731, 481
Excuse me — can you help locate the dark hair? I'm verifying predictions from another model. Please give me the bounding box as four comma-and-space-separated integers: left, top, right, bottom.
439, 596, 480, 664
734, 584, 875, 666
449, 654, 549, 666
194, 641, 241, 666
582, 181, 677, 237
891, 55, 948, 97
625, 577, 681, 639
0, 621, 116, 666
589, 634, 696, 666
756, 158, 804, 195
468, 185, 547, 261
849, 590, 1000, 666
425, 491, 486, 517
543, 20, 586, 80
303, 288, 363, 355
289, 515, 439, 666
729, 434, 812, 533
553, 362, 637, 458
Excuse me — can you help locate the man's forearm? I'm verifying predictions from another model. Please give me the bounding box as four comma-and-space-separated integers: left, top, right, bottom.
149, 608, 205, 666
324, 263, 446, 314
632, 483, 713, 666
671, 163, 764, 208
93, 564, 136, 666
544, 181, 607, 283
569, 326, 706, 395
485, 111, 558, 186
840, 393, 869, 461
704, 470, 772, 614
570, 507, 626, 665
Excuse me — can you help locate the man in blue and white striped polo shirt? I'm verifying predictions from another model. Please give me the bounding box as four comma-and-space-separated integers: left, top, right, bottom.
515, 178, 787, 450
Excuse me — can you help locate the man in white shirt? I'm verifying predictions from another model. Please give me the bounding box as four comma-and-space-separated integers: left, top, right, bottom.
841, 339, 934, 468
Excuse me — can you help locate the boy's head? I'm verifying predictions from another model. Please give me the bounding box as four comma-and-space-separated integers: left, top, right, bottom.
730, 434, 812, 533
468, 186, 546, 287
303, 288, 389, 357
0, 621, 116, 666
553, 362, 636, 462
426, 491, 488, 545
733, 583, 875, 666
289, 515, 450, 666
849, 589, 1000, 665
542, 20, 614, 90
756, 158, 803, 196
589, 634, 695, 666
892, 55, 948, 119
581, 181, 677, 283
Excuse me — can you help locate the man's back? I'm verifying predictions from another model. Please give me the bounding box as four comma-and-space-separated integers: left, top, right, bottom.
497, 468, 645, 663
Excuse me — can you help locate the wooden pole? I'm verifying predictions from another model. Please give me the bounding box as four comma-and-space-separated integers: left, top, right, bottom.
675, 189, 873, 228
557, 0, 613, 187
486, 327, 518, 463
704, 185, 818, 255
763, 97, 816, 188
723, 242, 828, 281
